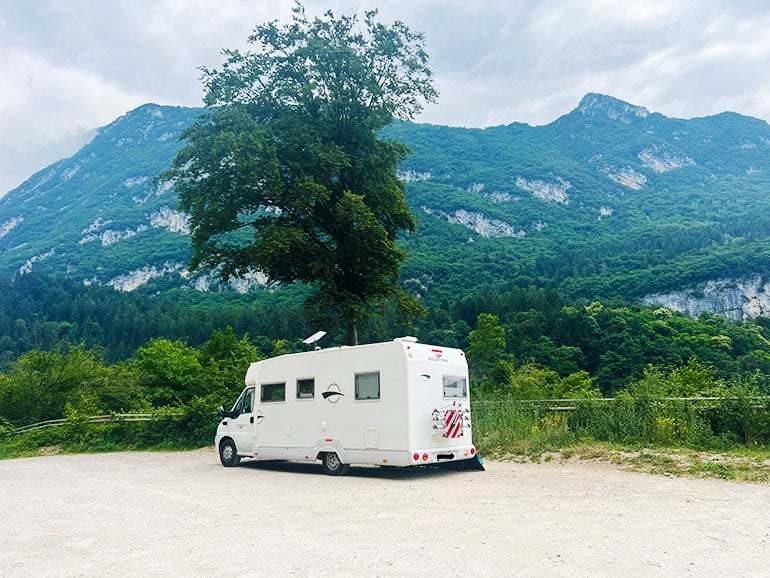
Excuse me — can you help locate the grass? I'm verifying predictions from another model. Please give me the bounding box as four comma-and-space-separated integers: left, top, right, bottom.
472, 400, 770, 483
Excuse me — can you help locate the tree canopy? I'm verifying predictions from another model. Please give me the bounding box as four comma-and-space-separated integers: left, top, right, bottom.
165, 4, 437, 343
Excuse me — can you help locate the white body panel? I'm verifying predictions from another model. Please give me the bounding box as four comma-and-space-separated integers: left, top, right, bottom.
215, 340, 475, 467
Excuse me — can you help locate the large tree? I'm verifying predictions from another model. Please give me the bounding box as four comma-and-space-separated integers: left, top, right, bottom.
165, 4, 437, 344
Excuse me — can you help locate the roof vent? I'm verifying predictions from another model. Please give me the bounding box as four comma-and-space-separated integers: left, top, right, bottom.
394, 336, 418, 343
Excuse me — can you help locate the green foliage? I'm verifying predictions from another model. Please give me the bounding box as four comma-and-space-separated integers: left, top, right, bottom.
447, 286, 770, 394
200, 326, 261, 398
476, 362, 602, 400
474, 382, 770, 458
0, 402, 218, 458
0, 274, 308, 367
0, 324, 262, 428
467, 313, 507, 379
1, 276, 770, 459
165, 5, 437, 343
134, 339, 208, 405
0, 344, 141, 425
555, 371, 600, 399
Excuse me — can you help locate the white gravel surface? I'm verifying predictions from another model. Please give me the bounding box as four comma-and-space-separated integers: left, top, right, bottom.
1, 449, 769, 577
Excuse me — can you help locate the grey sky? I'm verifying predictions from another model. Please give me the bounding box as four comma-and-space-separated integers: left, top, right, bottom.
2, 0, 770, 194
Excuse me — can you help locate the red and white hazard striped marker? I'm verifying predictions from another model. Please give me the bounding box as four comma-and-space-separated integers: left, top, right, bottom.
443, 409, 463, 438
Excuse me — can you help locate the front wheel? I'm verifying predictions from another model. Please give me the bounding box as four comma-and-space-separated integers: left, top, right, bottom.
219, 439, 241, 467
321, 452, 350, 476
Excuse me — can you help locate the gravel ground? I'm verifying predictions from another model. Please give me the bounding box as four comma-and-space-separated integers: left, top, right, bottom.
1, 450, 769, 577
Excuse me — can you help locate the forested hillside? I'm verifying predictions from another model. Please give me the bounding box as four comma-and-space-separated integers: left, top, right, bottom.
2, 274, 770, 396
3, 94, 770, 313
3, 274, 770, 462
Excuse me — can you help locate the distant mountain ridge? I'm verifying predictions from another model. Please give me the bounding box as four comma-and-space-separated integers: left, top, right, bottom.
0, 127, 98, 199
2, 94, 770, 316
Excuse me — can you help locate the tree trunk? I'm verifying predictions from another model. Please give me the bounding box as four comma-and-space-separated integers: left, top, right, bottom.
346, 319, 358, 346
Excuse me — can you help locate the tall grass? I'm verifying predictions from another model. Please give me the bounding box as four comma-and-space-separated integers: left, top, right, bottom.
472, 396, 770, 457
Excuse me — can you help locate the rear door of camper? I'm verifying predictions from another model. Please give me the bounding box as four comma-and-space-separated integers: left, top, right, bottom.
407, 344, 471, 450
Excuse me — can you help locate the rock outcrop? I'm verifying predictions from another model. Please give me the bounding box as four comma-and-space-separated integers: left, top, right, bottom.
515, 176, 571, 204
642, 276, 770, 321
422, 207, 525, 238
604, 166, 647, 190
0, 216, 23, 240
638, 146, 694, 173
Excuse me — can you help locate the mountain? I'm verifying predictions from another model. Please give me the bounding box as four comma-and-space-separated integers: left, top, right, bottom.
0, 127, 98, 198
2, 94, 770, 316
0, 104, 204, 292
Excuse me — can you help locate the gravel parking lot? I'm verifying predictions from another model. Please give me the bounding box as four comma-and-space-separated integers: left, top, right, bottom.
1, 449, 769, 577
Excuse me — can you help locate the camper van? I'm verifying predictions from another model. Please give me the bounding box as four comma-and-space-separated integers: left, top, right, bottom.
214, 338, 478, 475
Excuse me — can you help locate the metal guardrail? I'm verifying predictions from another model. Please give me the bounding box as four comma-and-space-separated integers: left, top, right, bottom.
3, 412, 184, 437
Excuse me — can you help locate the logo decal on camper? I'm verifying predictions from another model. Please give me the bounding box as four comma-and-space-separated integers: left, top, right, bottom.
322, 383, 344, 403
429, 348, 448, 363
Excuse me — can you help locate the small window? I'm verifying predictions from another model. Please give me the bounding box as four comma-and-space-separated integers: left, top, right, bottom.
297, 378, 315, 399
355, 372, 380, 400
242, 387, 255, 413
261, 382, 286, 402
443, 375, 467, 398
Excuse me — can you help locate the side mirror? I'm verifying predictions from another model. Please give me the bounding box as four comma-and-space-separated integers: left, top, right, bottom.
217, 406, 225, 419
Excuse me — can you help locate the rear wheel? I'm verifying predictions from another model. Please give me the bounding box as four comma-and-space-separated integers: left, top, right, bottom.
219, 439, 241, 467
321, 452, 350, 476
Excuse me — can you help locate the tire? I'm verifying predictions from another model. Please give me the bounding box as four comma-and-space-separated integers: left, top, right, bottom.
321, 452, 350, 476
219, 439, 241, 467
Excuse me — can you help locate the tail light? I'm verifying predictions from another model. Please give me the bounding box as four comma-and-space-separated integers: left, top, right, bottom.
470, 447, 476, 455
422, 453, 429, 461
413, 452, 420, 461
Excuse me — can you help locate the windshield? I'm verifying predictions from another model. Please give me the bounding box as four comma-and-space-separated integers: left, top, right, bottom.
230, 387, 255, 413
230, 389, 246, 413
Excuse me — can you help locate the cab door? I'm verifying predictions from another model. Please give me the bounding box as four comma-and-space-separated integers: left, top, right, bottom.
231, 386, 256, 456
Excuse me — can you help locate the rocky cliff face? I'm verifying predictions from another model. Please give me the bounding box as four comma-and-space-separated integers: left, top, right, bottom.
642, 277, 770, 321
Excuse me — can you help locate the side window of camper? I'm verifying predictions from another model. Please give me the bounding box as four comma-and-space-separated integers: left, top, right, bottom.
297, 378, 315, 399
242, 387, 255, 413
355, 372, 380, 400
443, 375, 467, 398
261, 382, 286, 402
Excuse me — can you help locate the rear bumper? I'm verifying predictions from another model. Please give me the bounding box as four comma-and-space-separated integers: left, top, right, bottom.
408, 444, 477, 466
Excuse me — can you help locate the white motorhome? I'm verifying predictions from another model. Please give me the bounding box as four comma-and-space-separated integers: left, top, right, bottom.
215, 338, 479, 475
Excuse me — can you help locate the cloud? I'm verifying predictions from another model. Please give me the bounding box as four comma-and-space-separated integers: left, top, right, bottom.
2, 0, 770, 193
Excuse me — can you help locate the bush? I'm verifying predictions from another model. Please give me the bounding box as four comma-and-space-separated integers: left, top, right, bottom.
0, 344, 143, 426
0, 399, 222, 458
